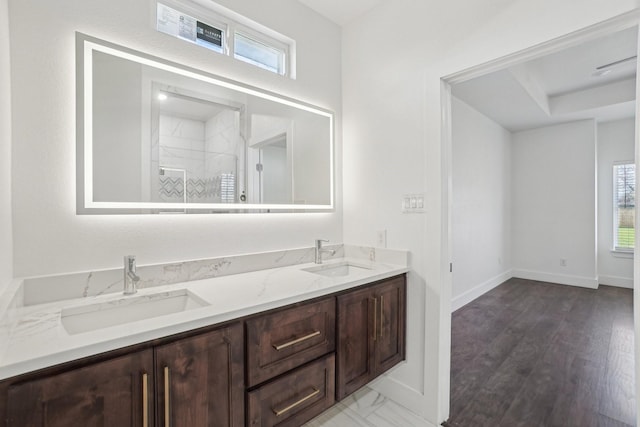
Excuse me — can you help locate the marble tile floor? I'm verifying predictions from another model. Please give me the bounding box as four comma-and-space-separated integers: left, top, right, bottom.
304, 387, 433, 427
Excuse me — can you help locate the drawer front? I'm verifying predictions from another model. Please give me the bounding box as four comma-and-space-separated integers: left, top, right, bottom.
246, 297, 335, 386
247, 354, 335, 427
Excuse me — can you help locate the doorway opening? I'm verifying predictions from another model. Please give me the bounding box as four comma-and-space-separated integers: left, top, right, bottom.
441, 14, 639, 426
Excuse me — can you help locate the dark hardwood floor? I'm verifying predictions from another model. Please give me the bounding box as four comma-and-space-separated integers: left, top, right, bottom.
447, 278, 635, 427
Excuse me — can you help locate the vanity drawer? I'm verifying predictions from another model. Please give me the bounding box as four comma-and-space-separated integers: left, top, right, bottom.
247, 354, 335, 427
246, 297, 335, 387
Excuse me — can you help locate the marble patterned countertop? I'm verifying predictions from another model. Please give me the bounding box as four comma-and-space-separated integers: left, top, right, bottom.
0, 245, 408, 381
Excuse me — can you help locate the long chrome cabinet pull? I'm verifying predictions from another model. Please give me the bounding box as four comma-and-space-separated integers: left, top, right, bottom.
373, 297, 377, 342
142, 373, 149, 427
164, 366, 170, 427
272, 387, 320, 416
379, 295, 384, 339
273, 331, 321, 351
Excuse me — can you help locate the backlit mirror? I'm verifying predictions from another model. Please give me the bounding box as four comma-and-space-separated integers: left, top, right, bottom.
77, 34, 333, 213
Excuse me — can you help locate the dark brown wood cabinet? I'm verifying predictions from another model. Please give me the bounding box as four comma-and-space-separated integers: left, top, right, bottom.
245, 297, 336, 426
3, 322, 244, 427
247, 355, 335, 427
156, 323, 244, 427
336, 275, 406, 400
6, 349, 154, 427
245, 297, 335, 387
0, 274, 406, 426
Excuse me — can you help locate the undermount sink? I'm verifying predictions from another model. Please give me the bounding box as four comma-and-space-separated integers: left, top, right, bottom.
61, 289, 209, 335
303, 261, 373, 277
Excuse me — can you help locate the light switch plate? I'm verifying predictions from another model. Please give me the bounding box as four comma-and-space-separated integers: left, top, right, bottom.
402, 193, 425, 213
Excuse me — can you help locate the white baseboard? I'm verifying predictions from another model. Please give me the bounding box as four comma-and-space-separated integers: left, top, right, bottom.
368, 368, 436, 425
598, 275, 633, 289
451, 270, 512, 312
512, 269, 598, 289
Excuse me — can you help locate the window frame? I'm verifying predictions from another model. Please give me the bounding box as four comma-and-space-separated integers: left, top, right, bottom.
155, 0, 294, 78
232, 27, 289, 76
612, 161, 635, 253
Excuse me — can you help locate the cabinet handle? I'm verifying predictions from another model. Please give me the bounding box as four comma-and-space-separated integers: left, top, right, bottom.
142, 373, 149, 427
164, 366, 170, 427
373, 297, 377, 342
272, 330, 321, 350
379, 295, 384, 339
272, 387, 320, 416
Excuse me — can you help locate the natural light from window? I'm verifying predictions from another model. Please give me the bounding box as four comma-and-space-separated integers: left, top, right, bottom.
614, 162, 635, 251
156, 1, 293, 78
234, 32, 284, 75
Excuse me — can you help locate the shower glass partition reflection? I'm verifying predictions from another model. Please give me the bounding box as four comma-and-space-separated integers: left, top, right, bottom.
77, 34, 333, 214
150, 84, 243, 206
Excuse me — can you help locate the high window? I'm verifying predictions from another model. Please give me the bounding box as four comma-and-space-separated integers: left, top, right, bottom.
234, 31, 287, 75
613, 162, 635, 251
156, 1, 294, 78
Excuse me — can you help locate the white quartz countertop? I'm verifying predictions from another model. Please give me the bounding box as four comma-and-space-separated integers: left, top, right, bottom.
0, 256, 408, 381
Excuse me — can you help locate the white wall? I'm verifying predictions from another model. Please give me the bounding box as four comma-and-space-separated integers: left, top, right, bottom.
249, 98, 332, 205
451, 98, 512, 311
511, 121, 597, 288
261, 144, 288, 203
0, 0, 12, 293
9, 0, 342, 277
342, 1, 637, 424
92, 53, 143, 203
598, 117, 635, 287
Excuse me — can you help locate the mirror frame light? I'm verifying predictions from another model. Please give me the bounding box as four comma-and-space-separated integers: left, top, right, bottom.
76, 33, 334, 214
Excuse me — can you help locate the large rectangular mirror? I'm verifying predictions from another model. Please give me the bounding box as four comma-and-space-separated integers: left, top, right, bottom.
77, 34, 334, 213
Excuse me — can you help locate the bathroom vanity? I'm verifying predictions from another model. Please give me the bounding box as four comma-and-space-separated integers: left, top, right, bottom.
0, 248, 407, 426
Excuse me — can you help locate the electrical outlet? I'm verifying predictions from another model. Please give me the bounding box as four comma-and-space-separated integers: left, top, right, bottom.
560, 258, 567, 267
377, 230, 387, 248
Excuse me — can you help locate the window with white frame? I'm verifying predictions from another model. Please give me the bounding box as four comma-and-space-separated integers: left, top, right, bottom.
234, 31, 286, 75
156, 1, 294, 78
613, 162, 635, 251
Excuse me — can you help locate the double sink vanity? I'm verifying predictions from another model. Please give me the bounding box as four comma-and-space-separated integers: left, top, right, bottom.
0, 244, 407, 426
0, 33, 407, 426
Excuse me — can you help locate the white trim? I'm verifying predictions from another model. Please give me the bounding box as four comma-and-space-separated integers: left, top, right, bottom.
634, 23, 640, 427
599, 275, 634, 288
233, 26, 289, 76
443, 11, 640, 85
612, 161, 636, 251
451, 270, 513, 312
612, 249, 634, 258
368, 368, 433, 422
438, 79, 454, 423
512, 269, 599, 289
614, 160, 636, 165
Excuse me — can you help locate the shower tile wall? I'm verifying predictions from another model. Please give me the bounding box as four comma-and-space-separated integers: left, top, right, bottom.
152, 112, 240, 204
157, 115, 207, 202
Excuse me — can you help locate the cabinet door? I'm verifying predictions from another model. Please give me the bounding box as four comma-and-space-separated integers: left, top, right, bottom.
374, 276, 406, 375
336, 286, 376, 400
7, 350, 154, 427
155, 322, 244, 427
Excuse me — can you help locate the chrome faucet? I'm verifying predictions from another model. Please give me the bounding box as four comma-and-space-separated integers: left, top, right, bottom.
314, 239, 336, 264
123, 255, 141, 295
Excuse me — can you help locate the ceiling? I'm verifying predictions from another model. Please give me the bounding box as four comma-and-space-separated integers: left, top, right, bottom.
296, 0, 385, 26
158, 93, 228, 122
452, 27, 638, 132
